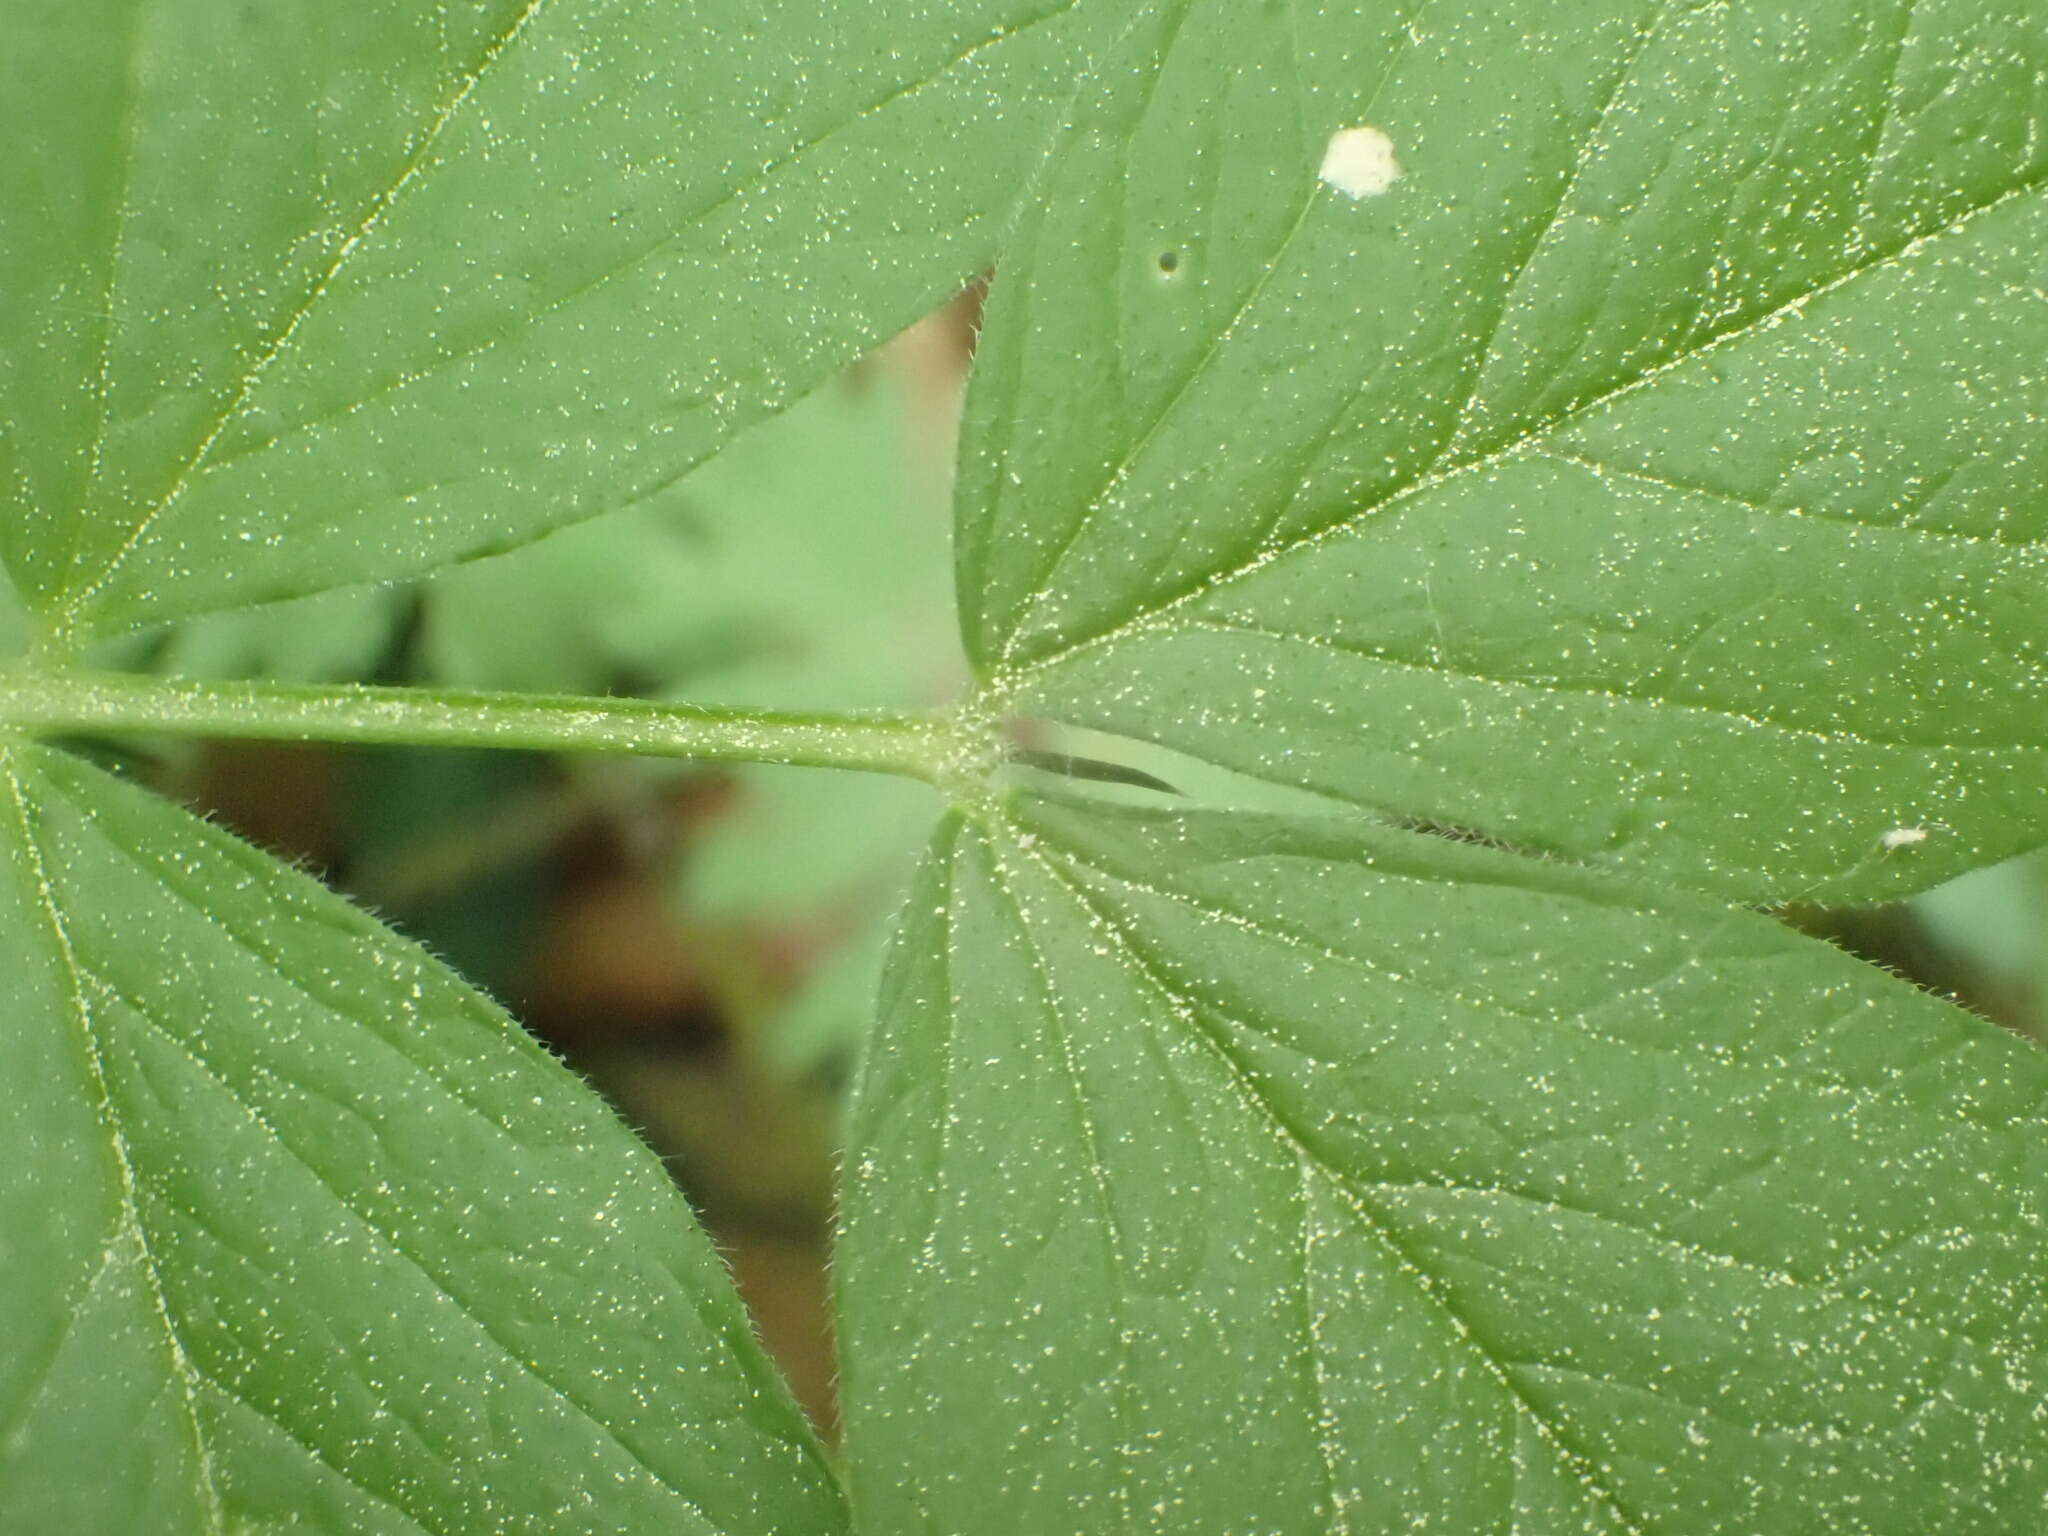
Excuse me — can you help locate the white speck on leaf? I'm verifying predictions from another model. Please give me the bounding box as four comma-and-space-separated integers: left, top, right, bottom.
1318, 125, 1402, 199
1880, 826, 1929, 850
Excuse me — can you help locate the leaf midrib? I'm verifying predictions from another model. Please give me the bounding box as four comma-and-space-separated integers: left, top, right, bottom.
993, 169, 2047, 692
0, 748, 227, 1534
71, 0, 147, 582
976, 834, 1145, 1530
54, 0, 556, 643
990, 814, 1655, 1535
1026, 821, 2048, 1361
132, 0, 1093, 510
1175, 614, 2041, 756
55, 0, 1092, 645
71, 940, 729, 1536
23, 753, 803, 1533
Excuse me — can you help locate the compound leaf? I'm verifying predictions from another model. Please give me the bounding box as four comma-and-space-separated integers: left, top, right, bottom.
838, 791, 2048, 1533
0, 0, 1119, 641
0, 740, 844, 1534
959, 0, 2048, 901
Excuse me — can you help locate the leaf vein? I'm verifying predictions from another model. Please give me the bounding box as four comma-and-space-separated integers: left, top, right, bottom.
1, 749, 227, 1534
54, 0, 557, 642
1292, 1156, 1352, 1533
1440, 1, 1679, 457
998, 168, 2046, 685
1175, 615, 2033, 755
70, 0, 149, 587
1535, 448, 2048, 555
1048, 841, 2048, 1149
0, 1238, 125, 1455
1003, 823, 1654, 1535
141, 0, 1089, 527
73, 950, 725, 1535
977, 829, 1143, 1526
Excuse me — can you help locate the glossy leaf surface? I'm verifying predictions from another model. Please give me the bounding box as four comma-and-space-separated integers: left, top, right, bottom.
0, 0, 1118, 640
0, 741, 844, 1533
959, 0, 2048, 901
840, 792, 2048, 1533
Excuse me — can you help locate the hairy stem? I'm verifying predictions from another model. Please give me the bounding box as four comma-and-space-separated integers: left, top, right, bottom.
0, 668, 961, 784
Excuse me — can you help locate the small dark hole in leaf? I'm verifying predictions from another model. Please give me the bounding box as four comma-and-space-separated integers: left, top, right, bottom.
1156, 250, 1180, 275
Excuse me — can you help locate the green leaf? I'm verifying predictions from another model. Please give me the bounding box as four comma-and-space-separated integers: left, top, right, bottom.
0, 740, 844, 1534
839, 791, 2048, 1533
97, 355, 957, 703
1, 0, 1120, 643
958, 0, 2048, 901
0, 570, 29, 665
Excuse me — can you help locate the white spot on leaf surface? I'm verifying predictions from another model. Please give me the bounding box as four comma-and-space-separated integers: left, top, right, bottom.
1318, 125, 1402, 199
